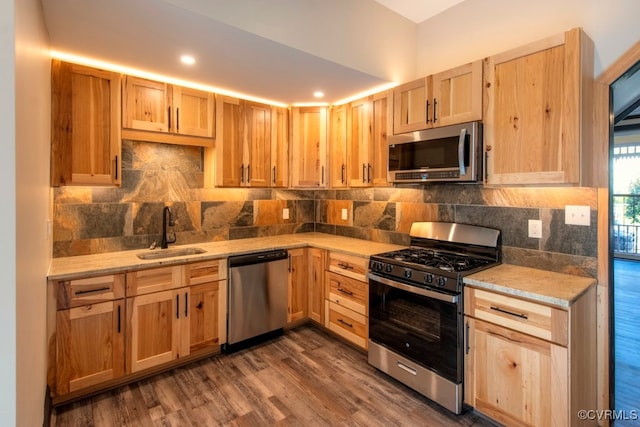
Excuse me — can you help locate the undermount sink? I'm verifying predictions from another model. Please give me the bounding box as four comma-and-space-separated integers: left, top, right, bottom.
136, 247, 206, 260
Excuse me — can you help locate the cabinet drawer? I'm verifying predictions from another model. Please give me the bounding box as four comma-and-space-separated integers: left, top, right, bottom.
55, 274, 125, 310
184, 259, 227, 285
126, 266, 182, 296
327, 252, 368, 282
324, 301, 367, 349
465, 287, 568, 346
325, 271, 367, 315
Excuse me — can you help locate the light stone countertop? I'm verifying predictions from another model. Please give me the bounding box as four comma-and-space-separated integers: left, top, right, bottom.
47, 232, 405, 281
463, 264, 597, 308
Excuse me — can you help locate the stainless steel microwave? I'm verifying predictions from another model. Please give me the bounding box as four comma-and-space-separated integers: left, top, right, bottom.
388, 122, 482, 183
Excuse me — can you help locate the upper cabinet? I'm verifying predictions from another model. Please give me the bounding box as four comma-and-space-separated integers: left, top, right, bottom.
370, 91, 393, 187
270, 106, 290, 188
328, 104, 348, 188
291, 106, 328, 188
347, 97, 373, 187
393, 61, 482, 134
51, 60, 122, 187
483, 28, 593, 185
122, 75, 214, 147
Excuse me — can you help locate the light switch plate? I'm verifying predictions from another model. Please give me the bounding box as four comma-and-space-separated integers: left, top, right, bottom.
341, 208, 348, 220
528, 219, 542, 238
565, 205, 590, 226
282, 208, 289, 220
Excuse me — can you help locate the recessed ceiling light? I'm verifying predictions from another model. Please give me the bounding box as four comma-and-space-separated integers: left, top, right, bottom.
180, 55, 196, 65
313, 91, 324, 98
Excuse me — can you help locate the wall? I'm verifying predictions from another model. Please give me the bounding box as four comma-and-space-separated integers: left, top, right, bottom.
0, 0, 16, 423
14, 0, 51, 425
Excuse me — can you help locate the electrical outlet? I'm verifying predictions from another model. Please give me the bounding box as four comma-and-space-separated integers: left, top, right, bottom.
282, 208, 289, 220
341, 208, 348, 220
565, 205, 590, 226
528, 219, 542, 238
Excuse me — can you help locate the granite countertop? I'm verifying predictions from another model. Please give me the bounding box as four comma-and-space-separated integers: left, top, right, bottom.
47, 232, 405, 281
463, 263, 597, 308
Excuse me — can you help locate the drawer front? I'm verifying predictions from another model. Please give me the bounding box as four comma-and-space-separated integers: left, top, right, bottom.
55, 274, 125, 310
325, 271, 367, 315
184, 259, 227, 285
325, 301, 367, 349
465, 287, 568, 346
327, 251, 368, 282
126, 266, 182, 296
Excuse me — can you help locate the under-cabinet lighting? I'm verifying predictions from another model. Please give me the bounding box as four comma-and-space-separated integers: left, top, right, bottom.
51, 50, 289, 107
332, 81, 399, 106
291, 102, 330, 107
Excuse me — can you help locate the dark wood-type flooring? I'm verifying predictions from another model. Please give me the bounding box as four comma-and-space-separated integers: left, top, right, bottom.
52, 326, 495, 427
614, 258, 640, 427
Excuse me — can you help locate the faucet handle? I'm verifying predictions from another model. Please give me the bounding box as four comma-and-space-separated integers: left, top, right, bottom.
168, 232, 177, 244
149, 241, 157, 250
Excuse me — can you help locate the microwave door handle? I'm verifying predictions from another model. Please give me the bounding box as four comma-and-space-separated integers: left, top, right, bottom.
458, 128, 467, 176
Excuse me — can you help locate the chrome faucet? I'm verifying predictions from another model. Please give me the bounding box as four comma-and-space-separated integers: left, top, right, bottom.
161, 206, 177, 249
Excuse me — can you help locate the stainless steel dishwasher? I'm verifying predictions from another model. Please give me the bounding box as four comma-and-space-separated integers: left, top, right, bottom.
224, 249, 289, 353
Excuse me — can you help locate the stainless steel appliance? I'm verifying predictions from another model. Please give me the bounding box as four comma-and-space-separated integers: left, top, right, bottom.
367, 222, 501, 414
225, 249, 289, 353
388, 121, 482, 183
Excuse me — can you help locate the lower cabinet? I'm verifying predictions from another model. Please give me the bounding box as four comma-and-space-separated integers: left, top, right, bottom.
464, 286, 596, 427
287, 248, 308, 325
308, 248, 325, 324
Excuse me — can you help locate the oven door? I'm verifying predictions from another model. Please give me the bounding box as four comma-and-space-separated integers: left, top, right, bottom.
368, 273, 462, 384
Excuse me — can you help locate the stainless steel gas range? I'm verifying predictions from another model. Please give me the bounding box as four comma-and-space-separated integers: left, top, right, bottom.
367, 221, 501, 414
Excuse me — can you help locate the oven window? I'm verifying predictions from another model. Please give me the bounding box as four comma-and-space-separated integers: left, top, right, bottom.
369, 279, 461, 383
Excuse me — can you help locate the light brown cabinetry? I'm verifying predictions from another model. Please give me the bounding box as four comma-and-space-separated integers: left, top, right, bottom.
483, 27, 593, 185
464, 286, 596, 427
347, 97, 373, 187
287, 248, 308, 325
291, 106, 328, 187
324, 252, 369, 349
49, 274, 125, 396
122, 75, 214, 146
370, 91, 393, 187
329, 104, 348, 188
51, 60, 121, 186
270, 106, 290, 187
393, 61, 482, 134
308, 248, 325, 324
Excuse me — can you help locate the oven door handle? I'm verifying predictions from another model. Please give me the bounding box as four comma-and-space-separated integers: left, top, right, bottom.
367, 273, 458, 304
458, 128, 467, 177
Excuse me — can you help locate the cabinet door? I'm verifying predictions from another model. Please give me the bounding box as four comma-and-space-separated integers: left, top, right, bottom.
127, 288, 189, 373
348, 97, 373, 187
466, 317, 568, 427
51, 60, 121, 186
56, 300, 124, 395
329, 105, 348, 188
287, 248, 308, 324
215, 96, 244, 187
308, 248, 325, 324
172, 86, 215, 138
484, 28, 591, 185
291, 106, 328, 187
122, 76, 169, 132
188, 282, 222, 353
431, 60, 482, 127
245, 101, 272, 187
371, 90, 392, 187
270, 106, 289, 187
393, 77, 427, 134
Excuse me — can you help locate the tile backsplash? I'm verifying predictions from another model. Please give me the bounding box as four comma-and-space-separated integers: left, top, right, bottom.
52, 140, 598, 277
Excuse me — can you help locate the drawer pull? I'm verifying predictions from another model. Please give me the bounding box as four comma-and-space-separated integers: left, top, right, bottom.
337, 286, 354, 296
490, 305, 528, 320
337, 263, 353, 270
74, 286, 110, 296
337, 318, 353, 328
397, 361, 417, 376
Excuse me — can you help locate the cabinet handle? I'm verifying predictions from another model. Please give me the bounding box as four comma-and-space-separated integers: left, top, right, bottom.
337, 318, 353, 328
337, 263, 353, 270
114, 156, 118, 181
273, 166, 277, 184
247, 164, 251, 183
168, 107, 171, 130
184, 292, 188, 317
117, 304, 121, 334
367, 163, 372, 183
288, 254, 292, 272
432, 98, 437, 123
176, 107, 180, 132
240, 164, 245, 184
321, 166, 325, 185
465, 321, 469, 355
490, 305, 528, 320
341, 164, 345, 183
337, 286, 353, 296
425, 99, 430, 124
362, 163, 366, 183
484, 151, 489, 182
176, 295, 180, 319
74, 286, 110, 296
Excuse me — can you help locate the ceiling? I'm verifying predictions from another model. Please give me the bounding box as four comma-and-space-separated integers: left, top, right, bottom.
40, 0, 464, 106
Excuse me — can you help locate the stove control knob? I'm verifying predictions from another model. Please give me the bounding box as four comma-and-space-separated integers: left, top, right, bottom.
385, 264, 393, 273
424, 273, 433, 284
375, 262, 384, 272
404, 269, 412, 279
437, 277, 447, 287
